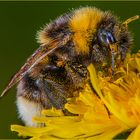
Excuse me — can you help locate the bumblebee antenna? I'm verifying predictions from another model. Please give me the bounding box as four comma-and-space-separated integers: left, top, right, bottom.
109, 44, 117, 75
111, 49, 115, 75
123, 15, 139, 26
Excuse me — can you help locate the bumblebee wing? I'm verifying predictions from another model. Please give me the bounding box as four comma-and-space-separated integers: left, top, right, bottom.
1, 35, 71, 97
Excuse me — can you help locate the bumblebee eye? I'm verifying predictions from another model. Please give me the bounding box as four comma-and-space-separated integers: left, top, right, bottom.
98, 29, 115, 47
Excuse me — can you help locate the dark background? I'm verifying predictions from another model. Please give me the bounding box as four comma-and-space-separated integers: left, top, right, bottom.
0, 1, 140, 139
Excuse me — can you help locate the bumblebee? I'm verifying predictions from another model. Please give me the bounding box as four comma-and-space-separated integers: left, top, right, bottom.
1, 7, 139, 126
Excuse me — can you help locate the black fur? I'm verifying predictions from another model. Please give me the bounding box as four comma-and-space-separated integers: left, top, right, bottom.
44, 13, 72, 40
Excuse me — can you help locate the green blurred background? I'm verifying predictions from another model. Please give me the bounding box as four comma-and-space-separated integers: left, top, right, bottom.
0, 1, 140, 139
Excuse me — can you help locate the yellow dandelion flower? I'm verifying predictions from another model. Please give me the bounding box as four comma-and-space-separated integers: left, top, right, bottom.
11, 51, 140, 140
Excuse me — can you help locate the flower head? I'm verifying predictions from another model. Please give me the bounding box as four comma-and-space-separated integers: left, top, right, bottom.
11, 51, 140, 140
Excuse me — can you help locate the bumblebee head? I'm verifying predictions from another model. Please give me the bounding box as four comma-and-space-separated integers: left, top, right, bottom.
95, 13, 139, 74
70, 7, 139, 74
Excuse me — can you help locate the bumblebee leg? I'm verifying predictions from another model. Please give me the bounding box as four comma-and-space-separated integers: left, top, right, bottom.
65, 62, 88, 87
